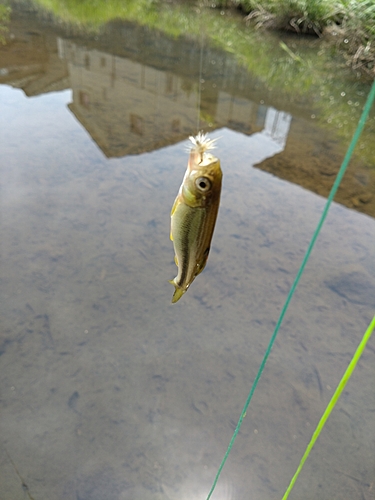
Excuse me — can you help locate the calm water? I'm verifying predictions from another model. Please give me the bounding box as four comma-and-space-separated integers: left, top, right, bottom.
1, 4, 375, 500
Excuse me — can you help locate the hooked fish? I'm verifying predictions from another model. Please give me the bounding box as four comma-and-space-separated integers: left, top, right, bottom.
169, 132, 222, 303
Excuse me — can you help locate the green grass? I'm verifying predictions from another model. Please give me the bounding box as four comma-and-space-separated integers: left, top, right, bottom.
210, 0, 375, 86
239, 0, 342, 29
218, 0, 375, 44
342, 0, 375, 36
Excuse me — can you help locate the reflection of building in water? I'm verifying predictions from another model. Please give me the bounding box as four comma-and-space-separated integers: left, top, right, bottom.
246, 107, 292, 165
263, 107, 291, 148
0, 12, 291, 159
58, 39, 200, 156
58, 38, 291, 158
0, 21, 68, 96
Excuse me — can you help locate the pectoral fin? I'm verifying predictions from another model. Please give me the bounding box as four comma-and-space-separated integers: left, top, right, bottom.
170, 196, 180, 216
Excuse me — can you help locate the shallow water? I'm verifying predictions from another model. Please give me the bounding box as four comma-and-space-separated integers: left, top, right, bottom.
1, 5, 375, 500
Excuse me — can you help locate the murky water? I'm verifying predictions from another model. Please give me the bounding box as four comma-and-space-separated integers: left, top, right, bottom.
1, 4, 374, 500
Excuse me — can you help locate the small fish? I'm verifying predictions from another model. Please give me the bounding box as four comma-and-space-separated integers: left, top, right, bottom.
169, 132, 222, 303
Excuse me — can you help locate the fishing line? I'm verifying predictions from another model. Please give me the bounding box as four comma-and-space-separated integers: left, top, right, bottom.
282, 314, 375, 500
196, 31, 204, 133
205, 78, 375, 500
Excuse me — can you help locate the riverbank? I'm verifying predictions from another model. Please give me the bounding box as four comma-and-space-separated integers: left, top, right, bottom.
215, 0, 375, 76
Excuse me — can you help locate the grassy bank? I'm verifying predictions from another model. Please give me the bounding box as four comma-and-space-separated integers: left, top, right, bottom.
215, 0, 375, 75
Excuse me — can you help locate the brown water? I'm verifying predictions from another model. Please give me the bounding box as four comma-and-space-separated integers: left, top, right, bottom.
1, 5, 375, 500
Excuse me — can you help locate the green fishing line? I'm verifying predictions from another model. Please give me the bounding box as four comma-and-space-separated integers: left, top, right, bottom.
206, 79, 375, 500
282, 315, 375, 500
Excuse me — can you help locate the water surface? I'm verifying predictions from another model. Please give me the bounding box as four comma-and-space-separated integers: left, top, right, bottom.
1, 5, 374, 500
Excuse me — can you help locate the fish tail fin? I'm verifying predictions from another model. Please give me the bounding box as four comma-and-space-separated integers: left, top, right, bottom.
169, 280, 185, 303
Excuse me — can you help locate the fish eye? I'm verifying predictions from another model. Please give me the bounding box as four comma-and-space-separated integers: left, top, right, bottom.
195, 177, 211, 192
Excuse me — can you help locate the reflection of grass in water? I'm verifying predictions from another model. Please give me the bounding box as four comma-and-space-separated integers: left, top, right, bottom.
35, 0, 157, 26
0, 4, 11, 44
31, 0, 375, 165
34, 0, 191, 34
